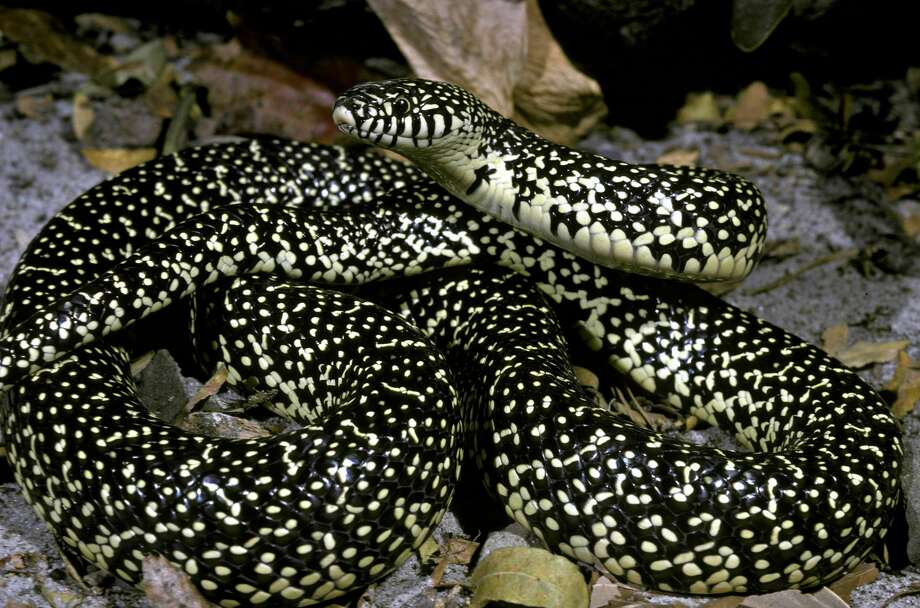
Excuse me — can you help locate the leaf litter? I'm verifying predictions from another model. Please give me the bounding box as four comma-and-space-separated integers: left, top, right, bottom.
0, 6, 918, 608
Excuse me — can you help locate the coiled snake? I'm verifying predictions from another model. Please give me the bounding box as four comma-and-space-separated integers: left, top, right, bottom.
0, 79, 902, 606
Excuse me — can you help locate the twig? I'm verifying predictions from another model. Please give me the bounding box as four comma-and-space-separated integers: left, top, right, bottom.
745, 247, 860, 295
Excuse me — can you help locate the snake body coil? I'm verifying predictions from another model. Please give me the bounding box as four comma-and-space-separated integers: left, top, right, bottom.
0, 79, 902, 606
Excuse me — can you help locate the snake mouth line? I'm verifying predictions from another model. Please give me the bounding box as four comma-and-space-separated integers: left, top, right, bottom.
333, 105, 379, 142
332, 103, 356, 131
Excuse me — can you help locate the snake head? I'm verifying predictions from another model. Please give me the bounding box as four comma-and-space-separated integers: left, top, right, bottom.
333, 78, 495, 153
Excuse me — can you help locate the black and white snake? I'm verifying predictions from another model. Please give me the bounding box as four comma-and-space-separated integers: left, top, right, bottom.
0, 79, 901, 606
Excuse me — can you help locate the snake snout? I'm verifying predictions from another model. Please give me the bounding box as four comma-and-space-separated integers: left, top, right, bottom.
332, 102, 356, 132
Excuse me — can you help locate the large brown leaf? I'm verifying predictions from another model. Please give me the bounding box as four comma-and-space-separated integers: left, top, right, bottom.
367, 0, 606, 145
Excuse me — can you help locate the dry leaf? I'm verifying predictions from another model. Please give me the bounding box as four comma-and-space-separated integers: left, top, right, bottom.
763, 238, 801, 259
510, 0, 607, 145
180, 412, 273, 440
676, 92, 722, 125
588, 575, 620, 608
72, 92, 94, 140
0, 49, 16, 71
827, 562, 879, 603
701, 596, 744, 608
589, 576, 651, 608
367, 0, 525, 117
0, 8, 114, 75
469, 547, 588, 608
729, 81, 771, 129
74, 12, 135, 34
740, 587, 848, 608
834, 339, 909, 369
367, 0, 605, 145
821, 324, 849, 357
129, 351, 157, 377
885, 351, 920, 419
698, 278, 743, 296
15, 94, 53, 119
779, 118, 819, 143
431, 538, 479, 587
895, 201, 920, 238
441, 538, 478, 565
142, 556, 212, 608
610, 387, 684, 432
144, 63, 179, 118
865, 154, 919, 203
190, 42, 337, 143
574, 366, 600, 390
418, 535, 440, 564
184, 366, 229, 415
656, 148, 699, 166
93, 39, 168, 93
887, 183, 920, 202
81, 147, 156, 173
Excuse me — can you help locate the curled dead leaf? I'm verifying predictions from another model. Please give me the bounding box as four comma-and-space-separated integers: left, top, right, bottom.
81, 147, 156, 173
469, 547, 588, 608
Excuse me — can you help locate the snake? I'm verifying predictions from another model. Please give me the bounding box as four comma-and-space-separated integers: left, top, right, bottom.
0, 78, 902, 606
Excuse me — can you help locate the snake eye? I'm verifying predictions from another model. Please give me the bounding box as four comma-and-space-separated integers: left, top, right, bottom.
392, 98, 411, 117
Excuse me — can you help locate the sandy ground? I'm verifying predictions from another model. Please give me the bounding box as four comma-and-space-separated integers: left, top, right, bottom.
0, 91, 919, 607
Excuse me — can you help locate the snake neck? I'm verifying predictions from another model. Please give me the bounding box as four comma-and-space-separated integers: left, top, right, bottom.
407, 119, 550, 232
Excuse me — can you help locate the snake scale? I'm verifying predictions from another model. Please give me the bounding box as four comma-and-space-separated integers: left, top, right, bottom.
0, 79, 902, 606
